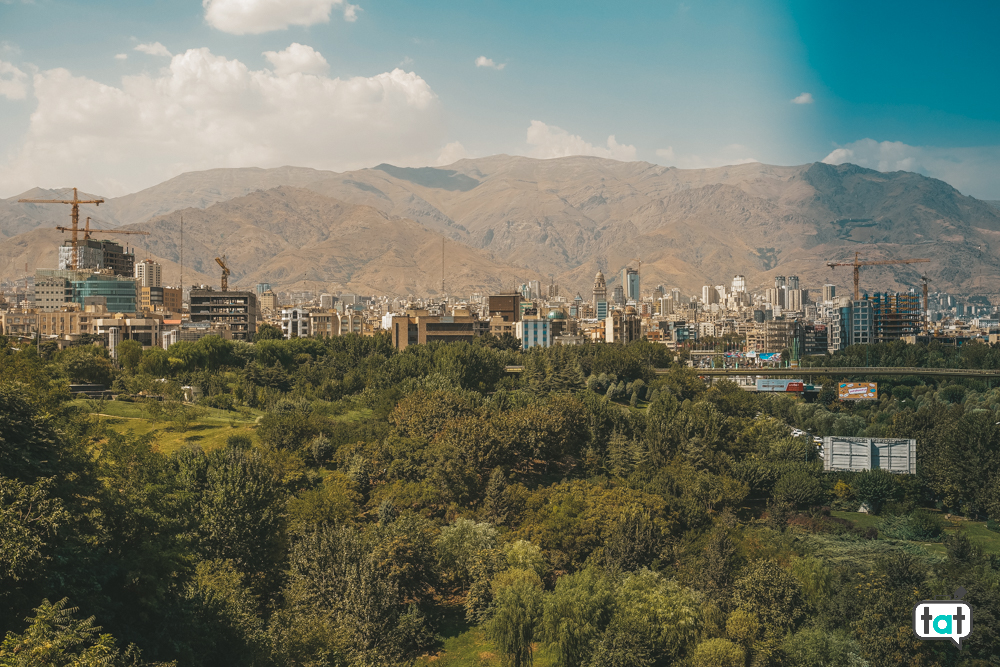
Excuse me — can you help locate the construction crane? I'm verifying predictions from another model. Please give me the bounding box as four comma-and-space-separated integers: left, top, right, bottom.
215, 256, 231, 292
826, 251, 930, 300
55, 217, 150, 241
17, 187, 105, 269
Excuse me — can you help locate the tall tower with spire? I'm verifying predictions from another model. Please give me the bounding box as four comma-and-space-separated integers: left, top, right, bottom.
592, 270, 607, 307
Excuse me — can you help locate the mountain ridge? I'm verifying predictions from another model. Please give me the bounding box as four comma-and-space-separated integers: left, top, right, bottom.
3, 156, 999, 297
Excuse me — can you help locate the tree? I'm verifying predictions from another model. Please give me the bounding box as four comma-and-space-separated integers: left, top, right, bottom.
486, 568, 544, 667
435, 518, 498, 590
0, 598, 136, 666
689, 638, 745, 667
116, 339, 143, 373
59, 346, 115, 386
541, 566, 615, 667
253, 323, 284, 343
852, 468, 898, 514
198, 446, 285, 590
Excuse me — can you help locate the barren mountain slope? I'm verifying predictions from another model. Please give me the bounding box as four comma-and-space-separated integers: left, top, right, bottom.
125, 187, 541, 296
5, 157, 1000, 297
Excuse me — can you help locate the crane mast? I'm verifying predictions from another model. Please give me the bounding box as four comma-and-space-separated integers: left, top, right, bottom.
826, 251, 931, 300
17, 187, 105, 269
215, 256, 231, 292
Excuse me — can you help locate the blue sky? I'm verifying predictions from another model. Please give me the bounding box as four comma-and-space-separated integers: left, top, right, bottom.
1, 0, 997, 198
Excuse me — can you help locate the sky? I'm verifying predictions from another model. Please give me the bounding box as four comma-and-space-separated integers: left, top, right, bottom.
0, 0, 998, 199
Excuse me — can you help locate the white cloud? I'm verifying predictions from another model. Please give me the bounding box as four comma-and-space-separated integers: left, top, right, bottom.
655, 147, 675, 160
526, 121, 636, 161
114, 53, 128, 61
203, 0, 357, 35
435, 141, 468, 166
0, 60, 28, 100
135, 42, 172, 57
263, 43, 329, 76
475, 56, 505, 70
0, 47, 444, 197
791, 92, 814, 104
823, 138, 1000, 199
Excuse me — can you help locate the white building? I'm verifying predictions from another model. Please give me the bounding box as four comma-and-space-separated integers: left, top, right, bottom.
281, 307, 311, 338
516, 318, 551, 349
134, 259, 162, 288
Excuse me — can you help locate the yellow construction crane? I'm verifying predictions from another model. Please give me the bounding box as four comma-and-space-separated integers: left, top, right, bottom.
56, 217, 150, 241
215, 256, 231, 292
18, 187, 105, 268
826, 251, 930, 300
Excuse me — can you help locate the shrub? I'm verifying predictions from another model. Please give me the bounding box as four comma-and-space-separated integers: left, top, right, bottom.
690, 638, 744, 667
879, 509, 943, 542
773, 470, 823, 508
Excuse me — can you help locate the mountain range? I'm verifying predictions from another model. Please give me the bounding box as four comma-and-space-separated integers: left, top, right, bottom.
3, 156, 1000, 299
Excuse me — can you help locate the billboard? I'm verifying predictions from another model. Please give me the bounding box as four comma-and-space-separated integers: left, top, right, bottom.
756, 379, 805, 392
838, 382, 877, 401
822, 437, 916, 474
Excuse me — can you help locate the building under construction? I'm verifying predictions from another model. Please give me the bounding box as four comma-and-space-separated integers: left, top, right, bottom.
58, 238, 135, 276
870, 291, 923, 342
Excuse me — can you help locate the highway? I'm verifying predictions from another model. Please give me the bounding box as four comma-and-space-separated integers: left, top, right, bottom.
664, 367, 1000, 379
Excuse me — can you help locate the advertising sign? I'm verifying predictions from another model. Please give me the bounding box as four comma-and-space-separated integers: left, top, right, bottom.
756, 379, 805, 392
822, 436, 917, 473
838, 382, 877, 401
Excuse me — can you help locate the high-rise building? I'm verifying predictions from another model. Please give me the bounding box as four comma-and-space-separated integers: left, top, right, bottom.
528, 280, 541, 300
255, 283, 271, 296
671, 288, 681, 302
34, 276, 73, 312
731, 275, 746, 293
592, 271, 607, 307
605, 306, 641, 344
786, 288, 803, 311
320, 293, 335, 309
488, 293, 521, 323
871, 291, 922, 341
621, 267, 640, 301
189, 288, 258, 341
596, 300, 609, 320
702, 285, 719, 305
787, 275, 800, 290
774, 275, 787, 289
612, 285, 625, 304
134, 259, 162, 288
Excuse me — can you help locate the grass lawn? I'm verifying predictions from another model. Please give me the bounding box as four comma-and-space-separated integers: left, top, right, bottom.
831, 510, 1000, 557
70, 398, 375, 456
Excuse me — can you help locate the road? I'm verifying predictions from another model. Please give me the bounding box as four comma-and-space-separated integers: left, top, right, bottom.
503, 366, 1000, 379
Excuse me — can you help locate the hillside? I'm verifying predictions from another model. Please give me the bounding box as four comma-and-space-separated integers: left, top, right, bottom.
127, 187, 539, 296
4, 157, 1000, 296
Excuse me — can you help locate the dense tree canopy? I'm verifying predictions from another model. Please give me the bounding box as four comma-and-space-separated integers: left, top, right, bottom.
3, 333, 1000, 665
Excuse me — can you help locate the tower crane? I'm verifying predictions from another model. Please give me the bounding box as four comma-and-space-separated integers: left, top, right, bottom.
826, 252, 930, 300
18, 187, 105, 268
55, 217, 151, 241
215, 256, 231, 292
